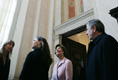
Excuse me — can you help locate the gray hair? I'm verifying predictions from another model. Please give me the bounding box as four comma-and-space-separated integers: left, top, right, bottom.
87, 19, 105, 33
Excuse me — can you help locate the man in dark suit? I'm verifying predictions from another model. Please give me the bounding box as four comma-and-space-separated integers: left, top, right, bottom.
86, 19, 118, 80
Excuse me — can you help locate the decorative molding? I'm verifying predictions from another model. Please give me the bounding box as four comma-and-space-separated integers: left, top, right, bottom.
54, 8, 95, 36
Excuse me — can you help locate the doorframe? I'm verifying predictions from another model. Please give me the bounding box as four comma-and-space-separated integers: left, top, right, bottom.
53, 8, 95, 64
61, 25, 87, 67
62, 25, 86, 38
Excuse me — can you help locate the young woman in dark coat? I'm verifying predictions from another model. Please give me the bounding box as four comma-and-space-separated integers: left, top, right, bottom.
0, 40, 15, 80
19, 36, 52, 80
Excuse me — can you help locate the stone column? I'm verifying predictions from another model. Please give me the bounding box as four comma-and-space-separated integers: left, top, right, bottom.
55, 0, 61, 26
53, 35, 62, 63
8, 0, 30, 79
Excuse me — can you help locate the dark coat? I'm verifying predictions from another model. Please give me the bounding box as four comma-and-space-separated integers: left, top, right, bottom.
0, 57, 10, 80
86, 33, 118, 80
19, 48, 50, 80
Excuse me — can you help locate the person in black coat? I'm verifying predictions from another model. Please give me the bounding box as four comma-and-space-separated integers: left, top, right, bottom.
0, 40, 15, 80
19, 36, 53, 80
86, 19, 118, 80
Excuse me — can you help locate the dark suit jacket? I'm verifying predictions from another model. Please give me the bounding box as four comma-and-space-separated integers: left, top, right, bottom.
19, 48, 50, 80
0, 57, 10, 80
86, 33, 118, 80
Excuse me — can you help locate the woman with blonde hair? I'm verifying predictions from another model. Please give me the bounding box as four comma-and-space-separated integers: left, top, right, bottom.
0, 40, 15, 80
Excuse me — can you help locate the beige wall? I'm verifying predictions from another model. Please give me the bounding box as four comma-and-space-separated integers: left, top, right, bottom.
61, 0, 84, 23
37, 0, 50, 37
14, 0, 38, 78
10, 0, 54, 79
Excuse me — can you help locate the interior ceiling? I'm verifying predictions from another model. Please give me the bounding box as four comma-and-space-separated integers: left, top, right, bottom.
74, 31, 86, 37
68, 31, 87, 40
68, 31, 90, 46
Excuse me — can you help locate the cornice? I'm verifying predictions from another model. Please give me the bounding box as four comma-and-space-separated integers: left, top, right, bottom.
54, 8, 95, 36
